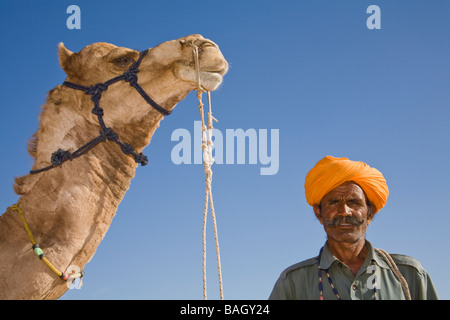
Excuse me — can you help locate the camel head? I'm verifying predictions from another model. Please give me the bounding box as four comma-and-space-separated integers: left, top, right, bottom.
58, 34, 228, 95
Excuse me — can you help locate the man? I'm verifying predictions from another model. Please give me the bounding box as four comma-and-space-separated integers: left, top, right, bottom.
269, 156, 438, 300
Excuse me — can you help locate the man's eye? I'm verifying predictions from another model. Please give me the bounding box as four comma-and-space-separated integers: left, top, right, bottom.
113, 56, 135, 66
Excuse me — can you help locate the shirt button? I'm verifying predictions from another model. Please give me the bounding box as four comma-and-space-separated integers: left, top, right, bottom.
338, 262, 343, 267
352, 285, 358, 291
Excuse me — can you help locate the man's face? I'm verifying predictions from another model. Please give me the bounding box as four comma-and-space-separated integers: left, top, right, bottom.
313, 181, 374, 244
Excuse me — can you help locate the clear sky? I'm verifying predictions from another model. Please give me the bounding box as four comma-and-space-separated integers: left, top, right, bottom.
0, 0, 449, 300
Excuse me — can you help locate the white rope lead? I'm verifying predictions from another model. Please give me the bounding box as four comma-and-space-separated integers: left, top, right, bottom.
191, 43, 224, 300
197, 90, 223, 301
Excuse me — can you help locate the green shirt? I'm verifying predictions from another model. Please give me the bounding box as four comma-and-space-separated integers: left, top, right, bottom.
269, 240, 439, 300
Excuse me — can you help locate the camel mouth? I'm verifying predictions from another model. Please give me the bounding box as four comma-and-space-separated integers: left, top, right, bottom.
199, 61, 228, 91
174, 58, 228, 91
202, 64, 228, 76
199, 71, 224, 91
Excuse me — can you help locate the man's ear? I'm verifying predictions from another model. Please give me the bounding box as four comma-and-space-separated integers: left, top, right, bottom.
366, 203, 376, 226
58, 42, 78, 78
313, 204, 324, 225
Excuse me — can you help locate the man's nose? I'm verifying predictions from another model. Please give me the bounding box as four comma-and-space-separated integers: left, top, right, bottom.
337, 202, 352, 216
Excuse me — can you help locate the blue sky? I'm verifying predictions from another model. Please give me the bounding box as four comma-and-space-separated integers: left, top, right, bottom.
0, 0, 449, 300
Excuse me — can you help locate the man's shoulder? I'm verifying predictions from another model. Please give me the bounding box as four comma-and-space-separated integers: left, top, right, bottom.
389, 253, 426, 275
280, 256, 318, 279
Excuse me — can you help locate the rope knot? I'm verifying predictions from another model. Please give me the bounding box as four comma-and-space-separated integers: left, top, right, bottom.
51, 149, 73, 166
102, 127, 118, 141
122, 66, 139, 85
86, 83, 108, 103
134, 152, 149, 166
92, 106, 104, 116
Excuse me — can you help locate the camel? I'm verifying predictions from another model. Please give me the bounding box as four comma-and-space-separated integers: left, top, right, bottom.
0, 34, 228, 299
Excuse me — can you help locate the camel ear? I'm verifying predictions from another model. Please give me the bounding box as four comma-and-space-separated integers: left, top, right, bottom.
58, 42, 76, 75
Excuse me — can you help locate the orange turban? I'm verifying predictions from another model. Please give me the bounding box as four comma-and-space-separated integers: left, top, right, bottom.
304, 156, 389, 213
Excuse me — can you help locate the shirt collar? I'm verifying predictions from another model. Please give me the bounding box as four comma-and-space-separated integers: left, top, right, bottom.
318, 242, 338, 269
318, 240, 390, 270
365, 240, 390, 269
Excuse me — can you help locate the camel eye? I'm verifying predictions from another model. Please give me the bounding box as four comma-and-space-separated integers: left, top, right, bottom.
113, 56, 135, 67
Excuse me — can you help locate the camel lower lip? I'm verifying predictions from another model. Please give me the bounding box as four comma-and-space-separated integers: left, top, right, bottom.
200, 71, 223, 83
204, 70, 224, 78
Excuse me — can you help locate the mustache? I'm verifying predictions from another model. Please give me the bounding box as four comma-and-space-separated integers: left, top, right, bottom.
323, 215, 365, 228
